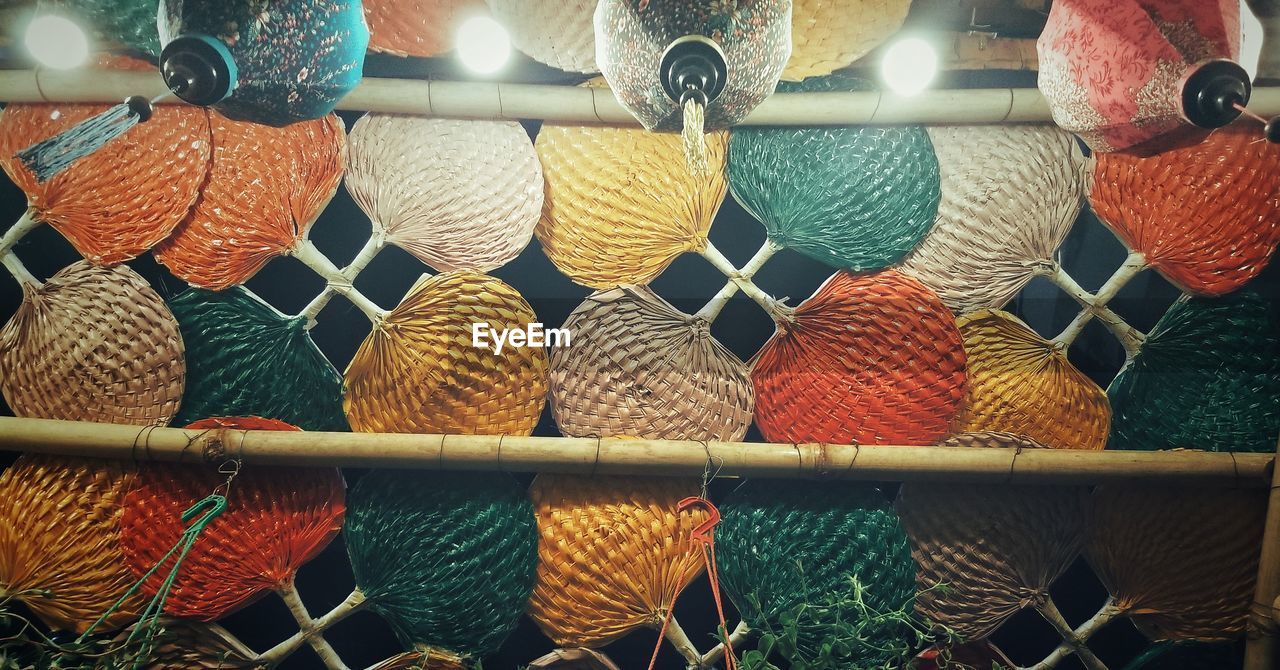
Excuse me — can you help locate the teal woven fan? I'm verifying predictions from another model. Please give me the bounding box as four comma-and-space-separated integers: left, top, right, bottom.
728, 76, 940, 271
716, 480, 919, 669
168, 287, 347, 432
61, 0, 161, 56
344, 471, 539, 658
1121, 641, 1242, 670
1107, 290, 1280, 453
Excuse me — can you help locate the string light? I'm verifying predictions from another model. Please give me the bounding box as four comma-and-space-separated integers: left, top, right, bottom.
881, 36, 938, 97
25, 14, 89, 70
456, 16, 511, 75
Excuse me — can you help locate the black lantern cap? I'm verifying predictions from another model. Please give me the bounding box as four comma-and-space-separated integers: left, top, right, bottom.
1181, 59, 1251, 130
660, 35, 728, 107
160, 34, 238, 107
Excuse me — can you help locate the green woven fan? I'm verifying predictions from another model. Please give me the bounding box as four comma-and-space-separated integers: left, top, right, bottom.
61, 0, 161, 56
1107, 290, 1280, 453
1121, 641, 1242, 670
716, 480, 919, 669
344, 470, 539, 658
728, 75, 940, 271
168, 287, 347, 432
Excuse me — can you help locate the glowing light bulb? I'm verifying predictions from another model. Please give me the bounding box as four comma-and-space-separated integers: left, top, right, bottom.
25, 14, 90, 70
881, 37, 938, 97
456, 16, 511, 75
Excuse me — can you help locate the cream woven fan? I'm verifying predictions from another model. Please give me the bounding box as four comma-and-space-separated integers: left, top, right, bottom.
486, 0, 598, 73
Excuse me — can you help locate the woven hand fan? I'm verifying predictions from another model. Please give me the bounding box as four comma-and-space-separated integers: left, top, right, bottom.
535, 122, 728, 288
527, 475, 708, 647
912, 642, 1015, 670
951, 309, 1111, 450
346, 114, 542, 273
1091, 122, 1280, 296
1086, 485, 1266, 640
897, 432, 1089, 639
0, 455, 141, 632
62, 0, 163, 56
344, 271, 548, 435
1108, 290, 1280, 453
119, 418, 345, 620
549, 286, 753, 441
751, 269, 967, 445
0, 261, 185, 426
369, 648, 467, 670
114, 619, 258, 669
169, 286, 347, 432
345, 470, 538, 657
716, 481, 918, 669
364, 0, 484, 57
900, 125, 1091, 312
0, 103, 209, 265
153, 113, 344, 289
782, 0, 912, 80
529, 649, 622, 670
486, 0, 598, 73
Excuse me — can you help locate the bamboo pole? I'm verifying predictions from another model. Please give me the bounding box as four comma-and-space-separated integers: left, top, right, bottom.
1244, 437, 1280, 669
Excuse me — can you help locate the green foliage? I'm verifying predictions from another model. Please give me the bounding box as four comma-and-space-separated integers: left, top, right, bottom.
0, 603, 146, 670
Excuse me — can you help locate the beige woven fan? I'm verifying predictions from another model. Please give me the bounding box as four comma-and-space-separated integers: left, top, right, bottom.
550, 285, 753, 441
486, 0, 598, 73
369, 647, 468, 670
529, 649, 622, 670
783, 0, 912, 80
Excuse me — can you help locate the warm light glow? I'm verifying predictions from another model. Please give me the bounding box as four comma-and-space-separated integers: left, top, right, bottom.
456, 15, 511, 75
25, 14, 89, 70
881, 37, 938, 97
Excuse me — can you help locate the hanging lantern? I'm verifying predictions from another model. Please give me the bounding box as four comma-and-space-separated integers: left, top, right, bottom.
364, 0, 483, 57
782, 0, 911, 80
345, 470, 538, 657
0, 261, 185, 426
549, 286, 753, 441
486, 0, 598, 73
1108, 291, 1280, 453
0, 455, 142, 632
1091, 122, 1280, 296
154, 114, 345, 289
346, 114, 542, 273
112, 619, 258, 669
900, 125, 1091, 313
752, 269, 967, 445
594, 0, 791, 171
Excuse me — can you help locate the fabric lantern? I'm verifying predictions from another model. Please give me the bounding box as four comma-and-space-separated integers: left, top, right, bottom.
900, 125, 1091, 313
1091, 122, 1280, 296
112, 619, 258, 669
486, 0, 598, 73
60, 0, 163, 56
344, 470, 538, 657
535, 121, 727, 289
345, 114, 542, 273
782, 0, 911, 80
364, 0, 483, 58
549, 286, 753, 441
154, 114, 345, 289
594, 0, 791, 171
751, 269, 967, 445
0, 261, 185, 426
1107, 290, 1280, 453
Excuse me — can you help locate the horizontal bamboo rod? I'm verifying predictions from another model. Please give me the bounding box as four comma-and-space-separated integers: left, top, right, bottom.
0, 417, 1272, 487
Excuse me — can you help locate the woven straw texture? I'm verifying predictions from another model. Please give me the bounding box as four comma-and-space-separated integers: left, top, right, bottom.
529, 648, 622, 670
951, 309, 1111, 450
717, 481, 917, 669
752, 269, 967, 445
912, 641, 1015, 670
0, 455, 141, 632
345, 470, 538, 657
169, 286, 347, 432
900, 125, 1091, 313
116, 619, 258, 669
1121, 641, 1242, 670
782, 0, 911, 80
120, 419, 346, 620
527, 475, 708, 647
1091, 122, 1280, 296
346, 114, 542, 273
897, 433, 1089, 639
0, 261, 185, 426
153, 114, 345, 289
1107, 290, 1280, 453
535, 123, 728, 288
344, 271, 548, 435
0, 103, 209, 265
486, 0, 598, 73
1086, 485, 1265, 641
370, 648, 468, 670
549, 286, 753, 441
364, 0, 484, 57
65, 0, 162, 55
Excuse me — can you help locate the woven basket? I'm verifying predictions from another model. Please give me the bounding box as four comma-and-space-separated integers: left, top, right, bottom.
897, 432, 1089, 639
527, 475, 708, 647
782, 0, 912, 80
535, 122, 728, 288
115, 618, 258, 669
0, 261, 185, 426
369, 647, 468, 670
0, 455, 141, 632
119, 418, 345, 621
364, 0, 485, 57
486, 0, 598, 73
1091, 122, 1280, 296
1107, 290, 1280, 453
0, 103, 209, 265
344, 271, 548, 435
549, 286, 753, 441
751, 269, 967, 445
900, 125, 1091, 313
345, 470, 538, 657
951, 309, 1110, 451
1086, 485, 1266, 641
153, 113, 345, 289
346, 114, 542, 273
169, 286, 347, 432
528, 649, 622, 670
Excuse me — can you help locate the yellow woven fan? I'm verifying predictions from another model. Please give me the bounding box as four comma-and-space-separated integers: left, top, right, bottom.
783, 0, 912, 80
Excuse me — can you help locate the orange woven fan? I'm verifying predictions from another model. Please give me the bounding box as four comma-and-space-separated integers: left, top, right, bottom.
0, 103, 209, 265
364, 0, 484, 57
751, 269, 967, 445
153, 114, 345, 289
370, 648, 468, 670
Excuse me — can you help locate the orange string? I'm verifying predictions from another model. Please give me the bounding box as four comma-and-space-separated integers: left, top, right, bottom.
646, 599, 677, 670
